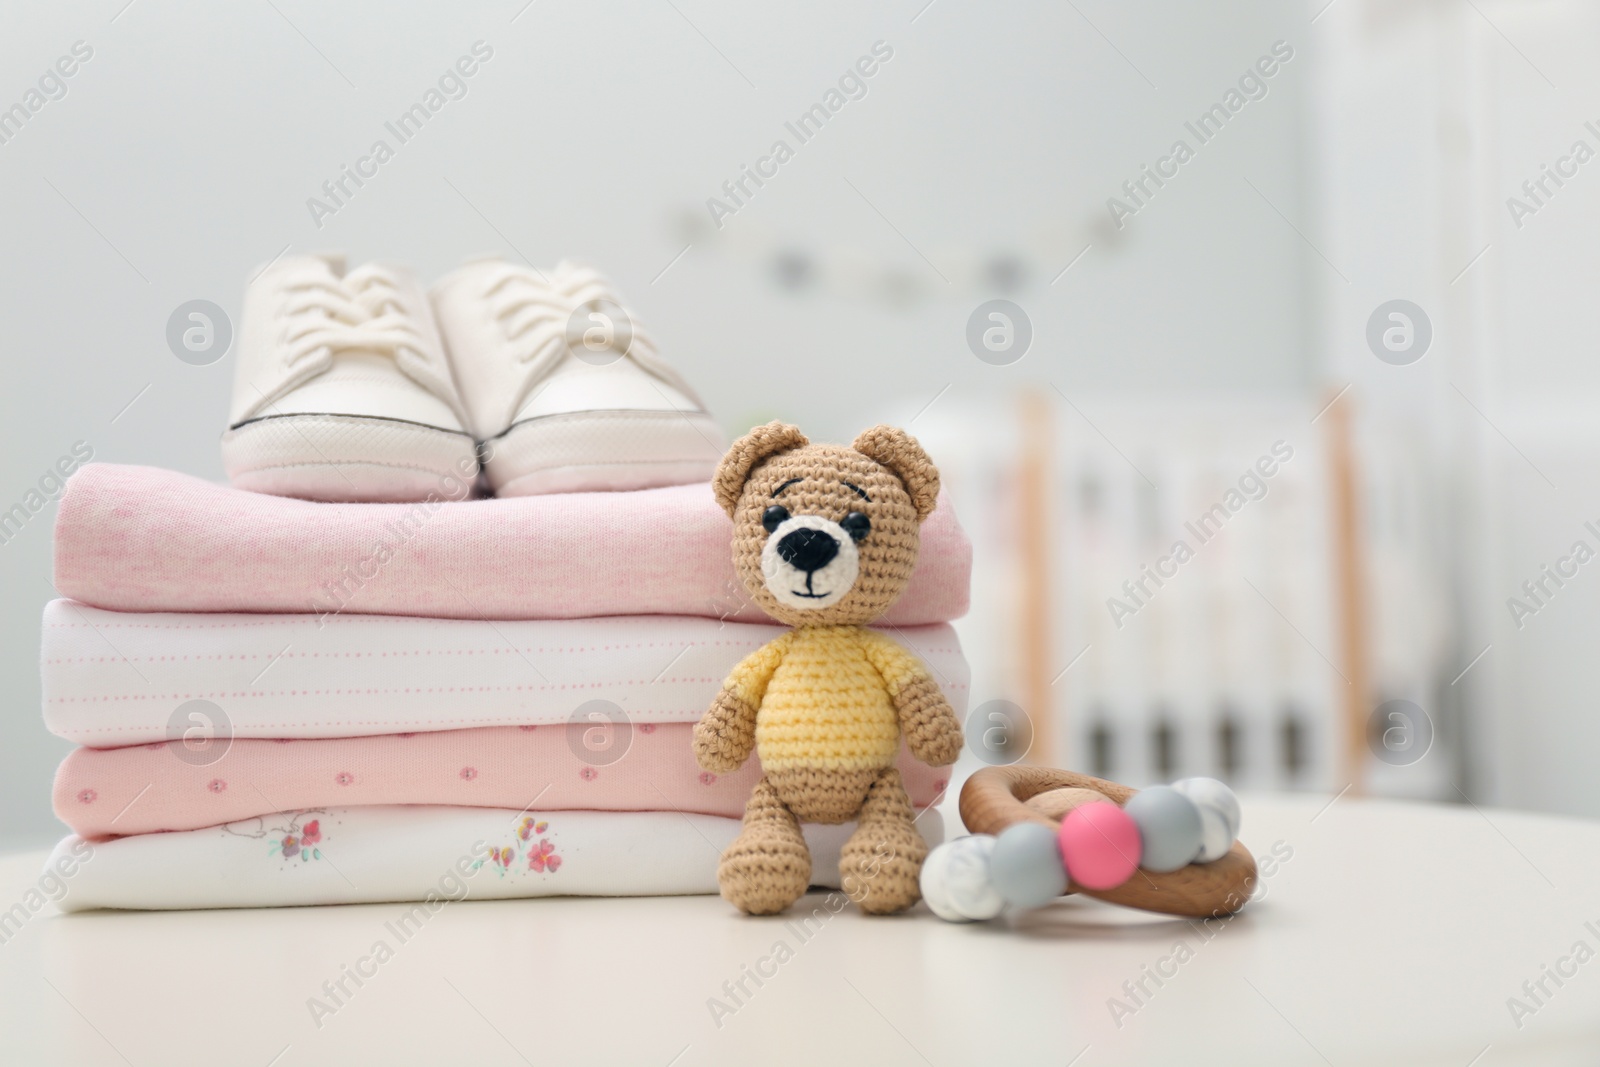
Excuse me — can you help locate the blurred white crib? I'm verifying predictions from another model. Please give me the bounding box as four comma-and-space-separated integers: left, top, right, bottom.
916, 389, 1460, 799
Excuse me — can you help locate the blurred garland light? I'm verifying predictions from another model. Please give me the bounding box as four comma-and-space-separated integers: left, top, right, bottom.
675, 208, 1120, 307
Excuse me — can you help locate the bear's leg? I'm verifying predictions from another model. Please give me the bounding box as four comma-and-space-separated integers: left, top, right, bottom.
838, 767, 929, 915
718, 775, 812, 915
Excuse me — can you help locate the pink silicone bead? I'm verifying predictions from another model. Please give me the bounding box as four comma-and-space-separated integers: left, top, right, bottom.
1058, 801, 1143, 890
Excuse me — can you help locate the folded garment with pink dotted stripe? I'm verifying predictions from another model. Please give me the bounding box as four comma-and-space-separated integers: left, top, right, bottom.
40, 601, 969, 746
54, 723, 950, 839
47, 804, 949, 911
52, 464, 971, 624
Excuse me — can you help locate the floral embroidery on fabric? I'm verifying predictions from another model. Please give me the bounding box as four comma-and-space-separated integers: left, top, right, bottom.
459, 767, 478, 781
528, 839, 561, 873
579, 767, 598, 781
77, 789, 97, 804
275, 816, 324, 862
472, 817, 561, 878
334, 772, 354, 786
208, 779, 227, 793
638, 723, 657, 734
224, 810, 330, 865
698, 772, 716, 786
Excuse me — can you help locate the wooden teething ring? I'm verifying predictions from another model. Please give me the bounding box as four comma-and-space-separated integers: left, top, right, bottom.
959, 765, 1259, 919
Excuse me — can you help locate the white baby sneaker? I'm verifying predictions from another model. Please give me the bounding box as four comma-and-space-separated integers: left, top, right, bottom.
222, 254, 478, 502
430, 258, 723, 496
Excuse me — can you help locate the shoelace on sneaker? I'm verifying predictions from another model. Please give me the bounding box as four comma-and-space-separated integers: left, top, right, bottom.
481, 262, 661, 367
282, 264, 429, 367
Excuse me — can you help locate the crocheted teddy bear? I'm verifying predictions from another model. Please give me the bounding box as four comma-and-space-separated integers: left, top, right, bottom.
694, 422, 964, 915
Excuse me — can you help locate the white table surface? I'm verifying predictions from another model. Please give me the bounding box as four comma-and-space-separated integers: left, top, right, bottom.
2, 794, 1599, 1066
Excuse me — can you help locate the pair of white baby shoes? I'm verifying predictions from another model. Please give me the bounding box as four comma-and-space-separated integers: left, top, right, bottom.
221, 254, 723, 501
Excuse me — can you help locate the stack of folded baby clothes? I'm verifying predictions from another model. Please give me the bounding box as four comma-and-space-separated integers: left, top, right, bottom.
40, 254, 971, 910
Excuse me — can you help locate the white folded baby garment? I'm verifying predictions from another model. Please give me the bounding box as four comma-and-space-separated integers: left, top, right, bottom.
41, 601, 969, 745
46, 805, 947, 912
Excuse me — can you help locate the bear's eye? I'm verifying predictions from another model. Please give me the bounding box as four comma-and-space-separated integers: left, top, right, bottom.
762, 505, 790, 533
841, 511, 871, 542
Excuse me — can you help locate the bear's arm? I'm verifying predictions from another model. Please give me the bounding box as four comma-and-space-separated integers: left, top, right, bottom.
693, 633, 794, 772
856, 630, 963, 767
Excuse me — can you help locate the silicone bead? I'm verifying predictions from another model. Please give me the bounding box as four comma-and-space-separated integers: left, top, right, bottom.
920, 836, 1003, 922
918, 841, 969, 923
1172, 777, 1242, 841
990, 822, 1068, 909
1191, 804, 1232, 863
941, 835, 1005, 920
1124, 785, 1205, 873
1058, 801, 1142, 890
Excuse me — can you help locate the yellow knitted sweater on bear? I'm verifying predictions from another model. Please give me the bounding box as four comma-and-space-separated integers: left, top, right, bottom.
725, 625, 930, 772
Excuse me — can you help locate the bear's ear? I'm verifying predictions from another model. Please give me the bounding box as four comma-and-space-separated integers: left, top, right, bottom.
713, 421, 810, 517
852, 425, 940, 521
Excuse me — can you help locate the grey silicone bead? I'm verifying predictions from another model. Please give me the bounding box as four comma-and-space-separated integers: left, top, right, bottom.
990, 822, 1068, 909
1125, 785, 1205, 872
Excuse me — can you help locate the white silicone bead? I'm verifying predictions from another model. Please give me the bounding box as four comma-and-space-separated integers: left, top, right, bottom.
919, 841, 972, 923
1173, 777, 1242, 842
920, 836, 1003, 921
1192, 803, 1232, 862
942, 835, 1005, 920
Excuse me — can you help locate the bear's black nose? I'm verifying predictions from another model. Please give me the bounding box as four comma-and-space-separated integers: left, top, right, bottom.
776, 527, 839, 573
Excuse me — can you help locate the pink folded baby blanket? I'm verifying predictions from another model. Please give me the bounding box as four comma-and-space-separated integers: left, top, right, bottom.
53, 464, 971, 623
54, 723, 950, 838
